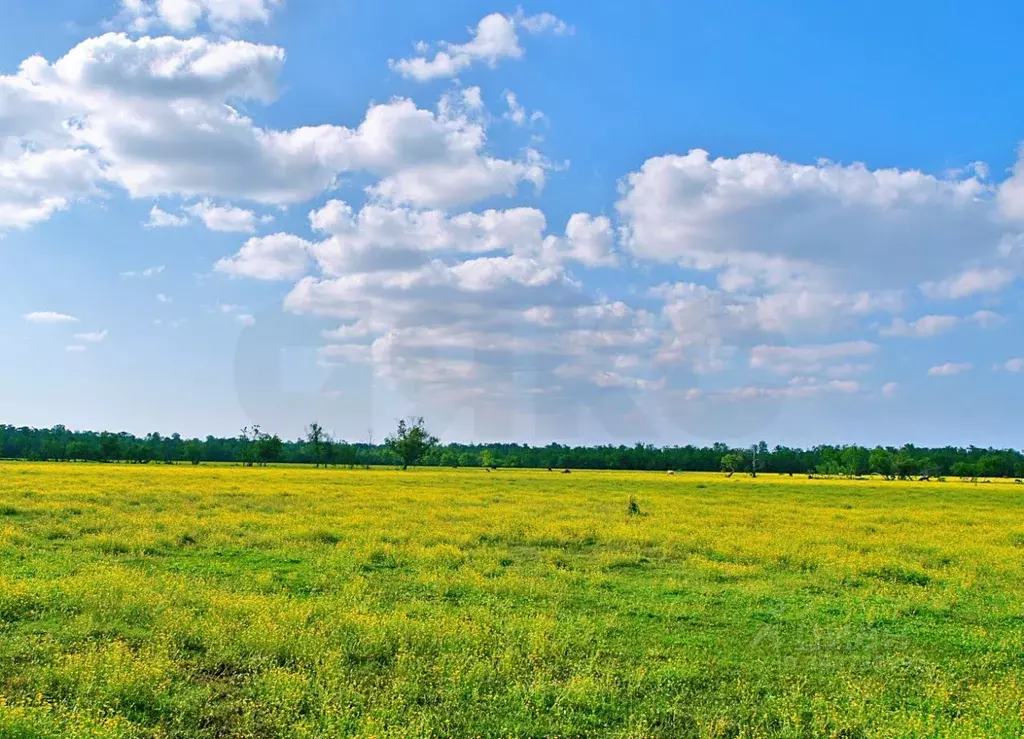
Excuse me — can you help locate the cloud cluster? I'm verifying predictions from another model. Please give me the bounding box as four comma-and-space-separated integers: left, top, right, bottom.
1, 33, 550, 231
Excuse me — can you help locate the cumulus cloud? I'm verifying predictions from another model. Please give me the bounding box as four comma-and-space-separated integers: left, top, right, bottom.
2, 35, 548, 224
390, 11, 570, 82
117, 0, 281, 34
556, 213, 617, 266
998, 358, 1024, 372
880, 314, 961, 338
215, 232, 312, 280
920, 267, 1015, 299
65, 344, 87, 352
186, 200, 262, 233
617, 149, 1007, 293
146, 206, 188, 228
25, 311, 78, 323
882, 381, 899, 398
0, 148, 104, 230
648, 283, 898, 369
928, 362, 972, 377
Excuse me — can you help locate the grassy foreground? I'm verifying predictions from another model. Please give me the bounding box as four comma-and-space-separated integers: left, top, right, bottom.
0, 463, 1023, 738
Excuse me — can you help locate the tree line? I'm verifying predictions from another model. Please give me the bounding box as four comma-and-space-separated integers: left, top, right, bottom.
1, 423, 1023, 479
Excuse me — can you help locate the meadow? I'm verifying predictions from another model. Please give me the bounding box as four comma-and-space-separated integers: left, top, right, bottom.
0, 463, 1023, 738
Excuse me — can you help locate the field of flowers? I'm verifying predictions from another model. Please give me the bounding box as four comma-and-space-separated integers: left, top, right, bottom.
1, 462, 1023, 737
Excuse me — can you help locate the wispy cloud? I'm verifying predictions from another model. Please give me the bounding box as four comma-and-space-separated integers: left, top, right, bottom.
25, 311, 78, 324
74, 330, 108, 342
928, 362, 972, 377
121, 265, 165, 279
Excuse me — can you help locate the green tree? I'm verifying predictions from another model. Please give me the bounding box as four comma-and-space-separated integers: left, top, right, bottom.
842, 446, 870, 476
869, 447, 894, 479
184, 440, 203, 465
385, 417, 439, 470
99, 432, 121, 462
720, 452, 745, 477
257, 434, 283, 466
306, 423, 325, 468
893, 451, 918, 480
951, 461, 976, 481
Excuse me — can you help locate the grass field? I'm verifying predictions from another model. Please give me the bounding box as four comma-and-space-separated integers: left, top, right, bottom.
1, 463, 1023, 738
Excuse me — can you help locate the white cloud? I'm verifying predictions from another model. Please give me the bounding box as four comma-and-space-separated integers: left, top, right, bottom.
4, 34, 550, 230
25, 311, 79, 323
880, 314, 961, 338
928, 362, 972, 377
503, 90, 543, 127
999, 358, 1024, 372
749, 341, 878, 375
307, 201, 615, 275
121, 265, 165, 278
74, 330, 108, 342
617, 149, 1004, 293
649, 283, 898, 366
504, 90, 527, 126
282, 253, 656, 405
970, 310, 1005, 329
713, 379, 860, 402
0, 148, 104, 230
185, 200, 260, 233
65, 345, 87, 352
920, 267, 1015, 299
515, 10, 573, 35
389, 11, 569, 82
236, 313, 255, 326
117, 0, 281, 34
157, 293, 172, 303
555, 213, 617, 266
146, 206, 189, 228
215, 232, 312, 280
997, 150, 1024, 221
882, 381, 899, 398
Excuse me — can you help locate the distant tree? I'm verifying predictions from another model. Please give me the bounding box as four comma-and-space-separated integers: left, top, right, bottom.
842, 445, 870, 477
239, 425, 261, 467
977, 454, 1008, 479
306, 422, 325, 468
869, 447, 894, 479
893, 451, 918, 480
323, 435, 336, 468
257, 434, 283, 466
720, 452, 745, 477
385, 417, 439, 470
184, 440, 203, 465
951, 461, 977, 481
99, 432, 121, 463
441, 449, 458, 467
66, 440, 87, 462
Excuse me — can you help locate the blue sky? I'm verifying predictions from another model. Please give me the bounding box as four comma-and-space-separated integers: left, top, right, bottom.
2, 0, 1023, 447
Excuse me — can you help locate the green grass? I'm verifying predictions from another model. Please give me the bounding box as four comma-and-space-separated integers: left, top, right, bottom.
1, 462, 1023, 737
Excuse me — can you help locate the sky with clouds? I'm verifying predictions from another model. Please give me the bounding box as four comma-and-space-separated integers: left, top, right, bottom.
3, 0, 1024, 446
